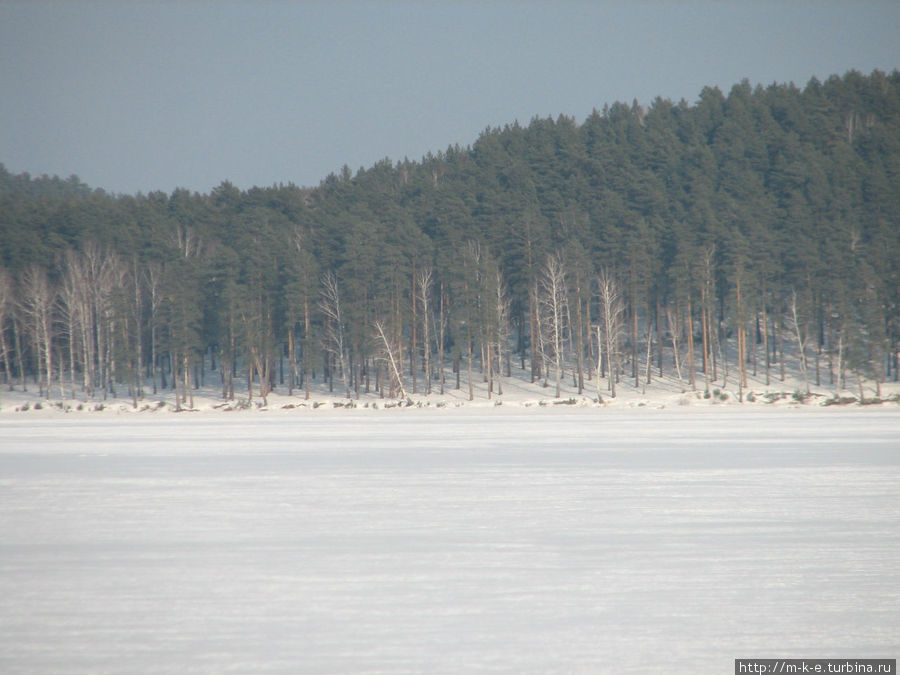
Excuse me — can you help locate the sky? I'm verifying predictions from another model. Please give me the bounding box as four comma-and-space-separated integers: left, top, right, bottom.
1, 1, 898, 196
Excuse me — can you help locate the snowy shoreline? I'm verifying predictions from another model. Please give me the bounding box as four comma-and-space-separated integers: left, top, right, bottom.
3, 375, 898, 418
5, 322, 898, 418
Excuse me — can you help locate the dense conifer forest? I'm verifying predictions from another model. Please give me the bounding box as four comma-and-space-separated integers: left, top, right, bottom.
1, 70, 898, 406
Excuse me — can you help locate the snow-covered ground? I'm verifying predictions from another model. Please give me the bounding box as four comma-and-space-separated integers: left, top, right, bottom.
1, 409, 897, 673
2, 321, 898, 415
1, 355, 898, 416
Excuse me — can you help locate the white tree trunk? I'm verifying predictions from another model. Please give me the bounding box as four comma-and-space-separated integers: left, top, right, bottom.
375, 320, 407, 399
319, 271, 351, 398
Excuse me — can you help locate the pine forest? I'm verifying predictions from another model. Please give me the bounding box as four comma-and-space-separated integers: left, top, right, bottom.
0, 70, 898, 408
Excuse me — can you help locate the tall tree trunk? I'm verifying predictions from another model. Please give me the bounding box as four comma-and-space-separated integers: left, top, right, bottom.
0, 271, 12, 390
686, 298, 696, 390
288, 326, 296, 396
173, 351, 182, 411
762, 293, 770, 386
736, 271, 746, 402
632, 297, 639, 389
375, 319, 407, 399
467, 325, 474, 401
642, 317, 653, 395
790, 290, 810, 394
12, 314, 26, 392
133, 263, 143, 402
410, 267, 417, 395
584, 286, 594, 381
20, 266, 55, 398
669, 303, 684, 385
493, 270, 507, 398
529, 284, 540, 383
598, 269, 621, 399
320, 271, 350, 398
485, 339, 493, 400
595, 324, 603, 402
418, 267, 433, 395
303, 296, 311, 400
700, 285, 710, 393
539, 254, 567, 399
656, 296, 663, 378
0, 320, 12, 391
834, 331, 844, 396
438, 283, 446, 395
574, 281, 585, 395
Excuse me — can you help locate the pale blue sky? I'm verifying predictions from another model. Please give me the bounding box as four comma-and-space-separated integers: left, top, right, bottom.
1, 1, 898, 195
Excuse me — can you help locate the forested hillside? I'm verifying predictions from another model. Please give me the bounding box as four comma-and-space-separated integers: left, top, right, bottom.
1, 70, 898, 406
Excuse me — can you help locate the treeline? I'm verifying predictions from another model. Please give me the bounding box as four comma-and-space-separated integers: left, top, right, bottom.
0, 69, 898, 406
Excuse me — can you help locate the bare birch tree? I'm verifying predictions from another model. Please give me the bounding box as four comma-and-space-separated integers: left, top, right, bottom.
129, 257, 144, 405
288, 225, 318, 398
73, 243, 127, 399
59, 253, 86, 398
594, 323, 603, 403
83, 244, 106, 394
97, 251, 126, 398
491, 269, 510, 397
19, 265, 56, 398
538, 252, 568, 398
0, 269, 13, 389
642, 317, 653, 395
145, 262, 164, 394
437, 282, 448, 395
666, 303, 684, 386
461, 241, 483, 402
597, 268, 623, 398
416, 265, 434, 395
320, 271, 351, 398
61, 249, 95, 396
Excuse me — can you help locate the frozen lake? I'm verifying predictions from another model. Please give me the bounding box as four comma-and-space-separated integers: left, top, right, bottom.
1, 409, 898, 673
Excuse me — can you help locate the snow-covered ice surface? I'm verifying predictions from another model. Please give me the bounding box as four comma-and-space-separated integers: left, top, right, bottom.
1, 409, 897, 673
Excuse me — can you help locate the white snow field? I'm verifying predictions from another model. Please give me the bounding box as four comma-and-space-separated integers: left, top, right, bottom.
1, 409, 897, 673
